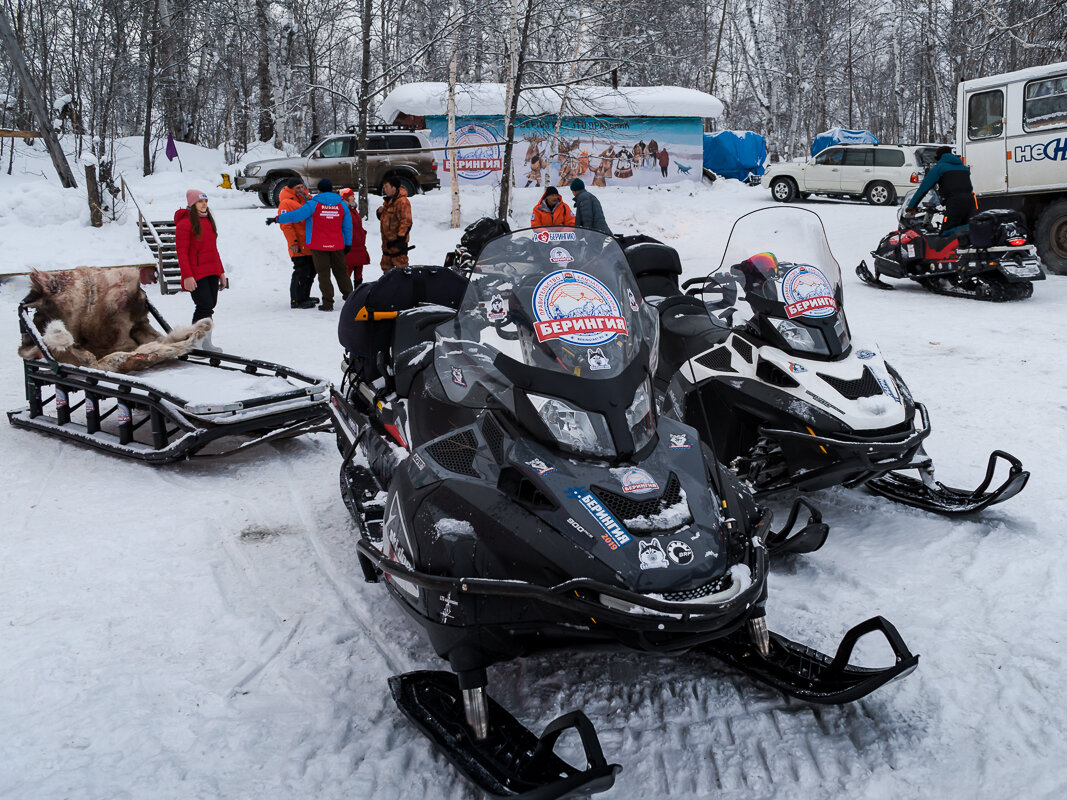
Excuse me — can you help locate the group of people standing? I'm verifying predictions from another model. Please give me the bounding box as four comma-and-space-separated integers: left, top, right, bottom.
267, 176, 412, 311
174, 175, 610, 343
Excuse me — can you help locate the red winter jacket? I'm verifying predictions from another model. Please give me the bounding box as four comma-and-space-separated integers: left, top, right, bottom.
344, 206, 371, 278
174, 208, 225, 286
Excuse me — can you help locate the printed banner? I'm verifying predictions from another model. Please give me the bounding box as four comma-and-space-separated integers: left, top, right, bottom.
427, 115, 704, 187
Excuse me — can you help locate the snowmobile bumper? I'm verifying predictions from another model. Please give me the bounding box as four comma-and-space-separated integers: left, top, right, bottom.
353, 533, 767, 639
702, 615, 918, 704
755, 402, 931, 493
391, 671, 621, 799
866, 449, 1029, 514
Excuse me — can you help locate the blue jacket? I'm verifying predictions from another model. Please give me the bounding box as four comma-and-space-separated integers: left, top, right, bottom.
908, 153, 972, 209
572, 190, 612, 235
277, 193, 353, 247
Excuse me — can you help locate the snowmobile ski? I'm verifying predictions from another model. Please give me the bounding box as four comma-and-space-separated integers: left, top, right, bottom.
763, 498, 829, 556
855, 260, 895, 290
390, 671, 621, 799
702, 615, 918, 704
867, 450, 1029, 514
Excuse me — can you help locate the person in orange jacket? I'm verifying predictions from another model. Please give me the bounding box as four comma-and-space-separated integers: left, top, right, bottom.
530, 186, 575, 227
276, 178, 318, 309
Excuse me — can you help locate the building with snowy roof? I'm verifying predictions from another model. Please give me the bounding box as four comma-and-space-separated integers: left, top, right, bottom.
378, 82, 723, 187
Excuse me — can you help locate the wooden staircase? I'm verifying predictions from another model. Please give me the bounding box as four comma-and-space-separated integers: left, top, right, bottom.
139, 218, 181, 294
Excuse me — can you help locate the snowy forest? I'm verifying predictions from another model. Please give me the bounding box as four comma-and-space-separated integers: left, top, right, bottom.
1, 0, 1065, 167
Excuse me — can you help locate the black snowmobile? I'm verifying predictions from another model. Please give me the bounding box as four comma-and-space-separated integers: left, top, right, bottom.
328, 229, 917, 799
857, 189, 1044, 300
622, 207, 1029, 515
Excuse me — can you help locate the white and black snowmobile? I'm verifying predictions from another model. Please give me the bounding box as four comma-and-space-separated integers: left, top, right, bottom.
857, 189, 1044, 300
328, 231, 917, 799
623, 207, 1029, 515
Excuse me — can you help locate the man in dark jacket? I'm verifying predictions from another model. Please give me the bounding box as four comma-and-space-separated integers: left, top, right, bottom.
907, 146, 976, 231
569, 179, 611, 235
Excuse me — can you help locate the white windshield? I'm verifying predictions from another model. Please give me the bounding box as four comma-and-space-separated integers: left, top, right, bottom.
705, 207, 844, 325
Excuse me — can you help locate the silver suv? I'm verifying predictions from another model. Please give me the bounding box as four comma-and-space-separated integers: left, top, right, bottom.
762, 144, 926, 206
235, 128, 440, 207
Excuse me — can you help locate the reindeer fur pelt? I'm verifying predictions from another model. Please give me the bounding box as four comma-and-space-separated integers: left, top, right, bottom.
18, 267, 211, 373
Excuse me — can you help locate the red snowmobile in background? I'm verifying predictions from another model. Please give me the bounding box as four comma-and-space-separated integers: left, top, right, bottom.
857, 190, 1044, 301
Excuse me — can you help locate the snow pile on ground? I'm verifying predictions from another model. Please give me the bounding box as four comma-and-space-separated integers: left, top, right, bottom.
1, 155, 1066, 799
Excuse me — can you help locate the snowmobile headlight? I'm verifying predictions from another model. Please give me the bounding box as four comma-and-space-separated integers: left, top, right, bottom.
244, 164, 262, 177
626, 380, 656, 451
528, 393, 615, 458
770, 318, 828, 355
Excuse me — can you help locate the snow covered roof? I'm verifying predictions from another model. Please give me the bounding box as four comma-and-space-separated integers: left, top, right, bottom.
379, 83, 723, 122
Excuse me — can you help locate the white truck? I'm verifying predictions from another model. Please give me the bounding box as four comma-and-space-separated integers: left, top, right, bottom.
957, 61, 1067, 274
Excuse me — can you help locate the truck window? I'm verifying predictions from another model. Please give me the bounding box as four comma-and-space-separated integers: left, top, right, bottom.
388, 135, 422, 150
316, 138, 351, 158
843, 149, 874, 166
874, 149, 906, 167
967, 90, 1004, 140
814, 149, 844, 166
1023, 75, 1067, 131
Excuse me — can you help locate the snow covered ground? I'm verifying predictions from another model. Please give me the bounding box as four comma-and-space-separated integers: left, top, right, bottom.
1, 139, 1066, 799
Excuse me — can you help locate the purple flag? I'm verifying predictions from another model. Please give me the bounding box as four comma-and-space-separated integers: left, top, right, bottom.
165, 133, 178, 161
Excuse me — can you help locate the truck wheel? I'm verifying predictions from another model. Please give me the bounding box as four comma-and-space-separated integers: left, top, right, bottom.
1035, 199, 1067, 275
267, 177, 291, 208
865, 181, 895, 206
257, 190, 272, 207
770, 177, 797, 203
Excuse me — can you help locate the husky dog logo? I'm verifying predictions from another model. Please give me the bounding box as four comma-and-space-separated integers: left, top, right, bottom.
621, 467, 658, 494
668, 433, 690, 449
532, 269, 627, 345
627, 288, 639, 311
527, 458, 555, 476
639, 539, 670, 570
451, 366, 466, 387
781, 265, 838, 319
587, 347, 610, 370
667, 540, 694, 565
487, 294, 506, 320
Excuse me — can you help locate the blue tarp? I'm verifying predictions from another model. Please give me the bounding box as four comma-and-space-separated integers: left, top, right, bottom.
702, 131, 767, 181
810, 128, 879, 156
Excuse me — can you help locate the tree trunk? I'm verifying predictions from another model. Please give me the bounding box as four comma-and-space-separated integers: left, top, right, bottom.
356, 0, 372, 218
255, 0, 275, 142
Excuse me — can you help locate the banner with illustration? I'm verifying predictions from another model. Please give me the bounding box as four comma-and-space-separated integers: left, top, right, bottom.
425, 115, 704, 187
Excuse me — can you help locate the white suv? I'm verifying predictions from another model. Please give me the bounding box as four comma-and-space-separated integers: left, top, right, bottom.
762, 144, 927, 206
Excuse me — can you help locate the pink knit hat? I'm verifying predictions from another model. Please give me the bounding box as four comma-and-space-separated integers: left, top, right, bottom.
186, 189, 208, 206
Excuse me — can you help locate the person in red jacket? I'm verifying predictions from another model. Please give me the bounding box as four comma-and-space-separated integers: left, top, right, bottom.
530, 186, 575, 227
340, 188, 370, 285
175, 189, 227, 351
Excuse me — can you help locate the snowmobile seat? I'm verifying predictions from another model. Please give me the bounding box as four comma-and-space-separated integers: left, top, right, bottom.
392, 306, 457, 399
618, 237, 683, 299
657, 294, 726, 340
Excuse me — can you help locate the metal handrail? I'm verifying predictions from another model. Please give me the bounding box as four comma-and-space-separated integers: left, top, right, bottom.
121, 176, 179, 294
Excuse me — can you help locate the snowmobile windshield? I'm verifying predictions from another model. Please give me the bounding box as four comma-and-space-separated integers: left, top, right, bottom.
433, 227, 660, 459
704, 207, 851, 359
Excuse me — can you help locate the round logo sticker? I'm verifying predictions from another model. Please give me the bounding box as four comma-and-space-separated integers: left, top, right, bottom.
550, 247, 574, 264
532, 270, 627, 345
781, 265, 838, 319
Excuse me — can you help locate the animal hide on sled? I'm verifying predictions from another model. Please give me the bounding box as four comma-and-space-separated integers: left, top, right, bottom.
17, 267, 211, 373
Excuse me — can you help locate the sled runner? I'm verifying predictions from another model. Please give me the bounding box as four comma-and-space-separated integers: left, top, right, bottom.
330, 245, 916, 799
10, 301, 330, 464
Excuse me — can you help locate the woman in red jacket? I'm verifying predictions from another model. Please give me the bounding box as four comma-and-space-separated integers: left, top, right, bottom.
340, 188, 370, 285
175, 189, 227, 350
